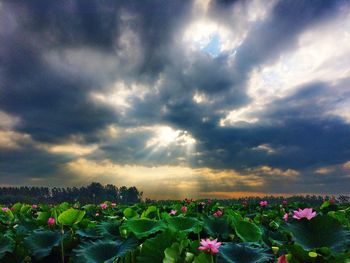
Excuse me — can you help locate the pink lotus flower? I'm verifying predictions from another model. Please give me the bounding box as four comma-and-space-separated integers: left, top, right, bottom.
198, 238, 222, 254
95, 212, 100, 216
329, 198, 335, 205
213, 210, 223, 217
282, 200, 288, 206
111, 202, 117, 207
169, 209, 177, 215
283, 213, 289, 222
259, 200, 268, 207
181, 206, 187, 213
1, 207, 9, 212
100, 203, 108, 209
207, 199, 212, 204
47, 217, 55, 225
32, 204, 38, 209
293, 208, 316, 220
278, 254, 288, 263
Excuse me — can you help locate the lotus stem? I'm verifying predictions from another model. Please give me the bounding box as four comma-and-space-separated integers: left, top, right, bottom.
61, 224, 64, 263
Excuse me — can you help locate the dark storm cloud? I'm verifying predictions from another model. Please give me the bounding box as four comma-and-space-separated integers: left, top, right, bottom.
16, 0, 121, 49
122, 0, 192, 75
124, 51, 247, 130
0, 0, 189, 143
188, 80, 350, 171
0, 145, 71, 185
0, 1, 120, 143
0, 41, 117, 143
264, 171, 350, 194
132, 0, 347, 128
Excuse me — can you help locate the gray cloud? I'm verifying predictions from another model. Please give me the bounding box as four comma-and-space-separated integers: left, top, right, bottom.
1, 0, 350, 196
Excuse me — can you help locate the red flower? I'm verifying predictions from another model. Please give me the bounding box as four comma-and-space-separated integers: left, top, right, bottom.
47, 217, 55, 225
278, 254, 288, 263
213, 210, 223, 217
259, 200, 268, 207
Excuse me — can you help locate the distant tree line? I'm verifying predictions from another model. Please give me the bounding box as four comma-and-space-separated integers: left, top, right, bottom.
0, 182, 143, 205
149, 195, 349, 206
212, 195, 340, 206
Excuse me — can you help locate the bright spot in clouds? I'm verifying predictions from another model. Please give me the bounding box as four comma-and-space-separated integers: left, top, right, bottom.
44, 143, 98, 156
146, 126, 196, 148
182, 19, 234, 56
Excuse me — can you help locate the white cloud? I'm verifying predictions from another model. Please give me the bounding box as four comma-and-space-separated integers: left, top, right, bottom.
252, 144, 276, 154
315, 167, 335, 174
183, 0, 278, 56
248, 165, 300, 178
0, 111, 20, 130
343, 161, 350, 170
248, 12, 350, 103
0, 130, 32, 149
42, 143, 98, 156
90, 81, 149, 113
219, 105, 259, 126
245, 0, 278, 22
221, 10, 350, 126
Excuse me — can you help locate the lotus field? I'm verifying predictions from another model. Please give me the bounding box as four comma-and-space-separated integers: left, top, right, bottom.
0, 199, 349, 263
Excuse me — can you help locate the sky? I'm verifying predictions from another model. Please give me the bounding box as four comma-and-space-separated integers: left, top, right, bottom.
1, 0, 350, 199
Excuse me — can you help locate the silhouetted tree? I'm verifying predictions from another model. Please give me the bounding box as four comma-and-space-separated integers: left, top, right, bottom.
0, 182, 142, 204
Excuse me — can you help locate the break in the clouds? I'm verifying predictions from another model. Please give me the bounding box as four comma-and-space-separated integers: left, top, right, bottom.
1, 0, 350, 199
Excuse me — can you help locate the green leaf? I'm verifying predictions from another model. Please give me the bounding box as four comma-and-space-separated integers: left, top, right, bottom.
264, 228, 288, 246
328, 210, 349, 225
203, 216, 232, 239
124, 208, 139, 219
166, 217, 202, 234
185, 252, 195, 263
193, 253, 212, 263
20, 204, 31, 214
164, 242, 181, 263
73, 237, 138, 263
82, 204, 96, 212
121, 219, 166, 239
58, 208, 85, 225
11, 202, 23, 212
137, 230, 175, 263
37, 211, 50, 224
283, 215, 350, 251
24, 230, 61, 260
217, 242, 273, 263
285, 244, 309, 262
76, 228, 101, 239
58, 202, 70, 211
0, 236, 14, 259
141, 205, 159, 219
234, 221, 262, 242
226, 210, 243, 226
0, 208, 14, 221
320, 200, 330, 209
96, 220, 121, 239
308, 251, 318, 258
